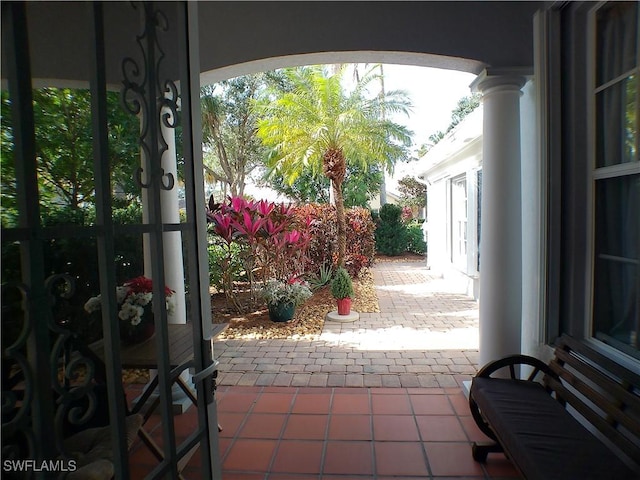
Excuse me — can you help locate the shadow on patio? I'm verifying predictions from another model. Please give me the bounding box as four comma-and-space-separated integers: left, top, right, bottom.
128, 261, 519, 478
216, 261, 480, 389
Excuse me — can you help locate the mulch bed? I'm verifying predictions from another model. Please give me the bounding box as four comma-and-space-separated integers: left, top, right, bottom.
212, 268, 379, 341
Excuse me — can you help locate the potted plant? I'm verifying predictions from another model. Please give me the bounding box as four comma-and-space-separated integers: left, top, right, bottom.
331, 267, 354, 315
84, 276, 175, 345
262, 277, 312, 322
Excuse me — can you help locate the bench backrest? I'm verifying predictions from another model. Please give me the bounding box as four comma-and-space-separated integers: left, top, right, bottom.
543, 334, 640, 466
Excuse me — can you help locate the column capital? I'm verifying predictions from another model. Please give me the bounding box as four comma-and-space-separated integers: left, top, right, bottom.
470, 67, 532, 94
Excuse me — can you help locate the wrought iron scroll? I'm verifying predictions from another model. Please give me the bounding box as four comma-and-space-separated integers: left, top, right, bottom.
1, 283, 36, 463
44, 274, 99, 454
121, 1, 178, 191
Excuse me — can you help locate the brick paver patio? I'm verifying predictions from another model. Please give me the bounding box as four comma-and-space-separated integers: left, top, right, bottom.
215, 261, 480, 388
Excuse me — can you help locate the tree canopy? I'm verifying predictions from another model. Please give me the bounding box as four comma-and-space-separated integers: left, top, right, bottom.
1, 88, 141, 226
256, 65, 413, 266
263, 161, 384, 208
417, 93, 481, 157
397, 175, 427, 209
201, 74, 267, 198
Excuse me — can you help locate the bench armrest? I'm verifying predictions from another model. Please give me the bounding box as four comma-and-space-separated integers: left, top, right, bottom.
470, 354, 559, 442
476, 354, 558, 381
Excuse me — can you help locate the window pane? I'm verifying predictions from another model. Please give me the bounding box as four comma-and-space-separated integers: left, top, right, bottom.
451, 176, 467, 266
592, 174, 639, 358
597, 1, 638, 86
596, 75, 637, 167
477, 170, 482, 272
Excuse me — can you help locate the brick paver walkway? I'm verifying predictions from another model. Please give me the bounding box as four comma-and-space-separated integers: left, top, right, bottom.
215, 261, 479, 388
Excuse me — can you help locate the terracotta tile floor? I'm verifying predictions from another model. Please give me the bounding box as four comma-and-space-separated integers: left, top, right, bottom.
126, 262, 513, 478
127, 384, 521, 479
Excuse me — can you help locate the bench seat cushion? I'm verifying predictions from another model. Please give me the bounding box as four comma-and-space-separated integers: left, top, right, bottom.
471, 377, 637, 480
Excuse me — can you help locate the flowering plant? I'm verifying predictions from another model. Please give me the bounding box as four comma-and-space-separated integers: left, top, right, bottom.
261, 277, 312, 308
84, 276, 175, 327
207, 196, 311, 312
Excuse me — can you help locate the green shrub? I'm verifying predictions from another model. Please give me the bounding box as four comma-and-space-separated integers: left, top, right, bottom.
405, 221, 427, 255
375, 203, 407, 256
309, 262, 333, 290
379, 203, 403, 224
331, 267, 354, 299
208, 240, 246, 292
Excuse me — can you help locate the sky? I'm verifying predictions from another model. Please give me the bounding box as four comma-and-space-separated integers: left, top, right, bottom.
374, 64, 477, 155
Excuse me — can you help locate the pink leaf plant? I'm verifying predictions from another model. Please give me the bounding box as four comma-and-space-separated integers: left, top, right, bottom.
207, 196, 312, 312
232, 210, 265, 239
212, 212, 234, 243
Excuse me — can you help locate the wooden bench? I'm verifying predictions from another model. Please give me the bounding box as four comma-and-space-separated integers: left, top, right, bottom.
469, 334, 640, 480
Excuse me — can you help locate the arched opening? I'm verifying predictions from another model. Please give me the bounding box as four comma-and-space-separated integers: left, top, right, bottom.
198, 51, 483, 365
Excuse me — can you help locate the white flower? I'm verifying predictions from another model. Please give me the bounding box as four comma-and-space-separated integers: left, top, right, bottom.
116, 286, 129, 304
84, 295, 102, 313
166, 299, 175, 315
87, 277, 175, 327
118, 302, 135, 321
129, 305, 144, 326
124, 292, 152, 308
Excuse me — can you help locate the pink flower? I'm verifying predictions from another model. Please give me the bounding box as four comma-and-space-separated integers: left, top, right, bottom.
276, 202, 293, 216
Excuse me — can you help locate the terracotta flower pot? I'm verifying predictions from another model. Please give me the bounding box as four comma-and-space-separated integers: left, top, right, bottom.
336, 298, 352, 315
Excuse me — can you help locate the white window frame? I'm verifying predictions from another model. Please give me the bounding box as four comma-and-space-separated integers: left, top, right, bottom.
469, 168, 481, 276
450, 173, 468, 270
585, 1, 640, 366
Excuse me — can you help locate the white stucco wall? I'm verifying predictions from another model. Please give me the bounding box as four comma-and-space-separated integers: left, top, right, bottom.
426, 180, 448, 273
420, 109, 482, 298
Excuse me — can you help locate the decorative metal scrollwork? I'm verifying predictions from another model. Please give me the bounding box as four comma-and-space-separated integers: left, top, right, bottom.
44, 274, 100, 453
1, 282, 36, 461
121, 1, 178, 191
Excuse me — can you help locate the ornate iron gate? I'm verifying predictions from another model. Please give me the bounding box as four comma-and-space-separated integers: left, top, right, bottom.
1, 2, 221, 478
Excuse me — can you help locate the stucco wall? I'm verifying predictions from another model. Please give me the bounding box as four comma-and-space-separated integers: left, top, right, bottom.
3, 2, 541, 86
199, 2, 542, 76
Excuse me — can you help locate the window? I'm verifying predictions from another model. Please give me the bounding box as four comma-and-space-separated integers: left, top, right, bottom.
477, 169, 482, 272
450, 174, 467, 269
590, 2, 639, 358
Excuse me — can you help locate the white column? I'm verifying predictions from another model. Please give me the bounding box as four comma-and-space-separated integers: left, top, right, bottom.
160, 119, 187, 326
160, 116, 192, 412
471, 69, 527, 367
140, 111, 190, 413
141, 116, 187, 325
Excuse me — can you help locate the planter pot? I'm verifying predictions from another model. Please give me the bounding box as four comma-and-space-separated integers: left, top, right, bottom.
336, 298, 352, 315
268, 302, 296, 322
121, 313, 155, 346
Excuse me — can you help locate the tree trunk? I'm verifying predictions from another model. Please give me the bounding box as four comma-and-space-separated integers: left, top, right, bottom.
332, 179, 347, 268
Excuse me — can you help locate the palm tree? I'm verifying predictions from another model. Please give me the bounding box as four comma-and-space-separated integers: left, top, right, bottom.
257, 65, 412, 267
